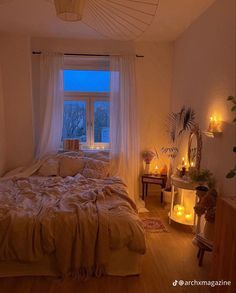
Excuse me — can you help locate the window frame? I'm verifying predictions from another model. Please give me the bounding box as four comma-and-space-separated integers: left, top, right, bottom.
64, 91, 110, 149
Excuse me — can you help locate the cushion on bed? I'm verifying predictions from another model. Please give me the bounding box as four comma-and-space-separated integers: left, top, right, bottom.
83, 151, 109, 162
58, 151, 84, 157
59, 156, 86, 177
82, 158, 110, 179
38, 158, 59, 176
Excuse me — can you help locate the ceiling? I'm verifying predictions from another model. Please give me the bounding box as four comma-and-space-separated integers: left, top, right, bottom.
0, 0, 216, 42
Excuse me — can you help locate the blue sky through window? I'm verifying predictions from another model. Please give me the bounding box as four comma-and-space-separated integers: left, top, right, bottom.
64, 70, 110, 92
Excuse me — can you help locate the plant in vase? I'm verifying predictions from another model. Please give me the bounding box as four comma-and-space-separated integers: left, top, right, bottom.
142, 150, 155, 174
162, 106, 196, 190
226, 96, 236, 178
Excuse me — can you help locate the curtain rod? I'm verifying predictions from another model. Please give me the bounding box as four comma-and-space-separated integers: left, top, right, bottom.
32, 51, 144, 58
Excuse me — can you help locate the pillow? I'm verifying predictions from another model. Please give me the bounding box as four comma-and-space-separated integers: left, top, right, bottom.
38, 158, 59, 177
59, 156, 86, 177
83, 151, 109, 162
58, 151, 84, 158
82, 158, 110, 179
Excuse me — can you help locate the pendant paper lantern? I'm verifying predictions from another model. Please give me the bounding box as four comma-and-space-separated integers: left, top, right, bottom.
54, 0, 86, 21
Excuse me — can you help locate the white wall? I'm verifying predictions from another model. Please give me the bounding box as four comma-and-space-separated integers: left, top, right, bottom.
135, 41, 173, 171
0, 67, 6, 175
31, 38, 136, 56
0, 34, 34, 171
171, 0, 236, 196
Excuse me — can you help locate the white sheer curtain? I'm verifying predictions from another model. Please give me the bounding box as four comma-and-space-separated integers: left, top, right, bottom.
110, 56, 141, 204
36, 53, 64, 159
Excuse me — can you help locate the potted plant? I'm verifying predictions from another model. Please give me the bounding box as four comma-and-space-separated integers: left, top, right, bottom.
226, 96, 236, 178
161, 106, 196, 203
188, 168, 215, 188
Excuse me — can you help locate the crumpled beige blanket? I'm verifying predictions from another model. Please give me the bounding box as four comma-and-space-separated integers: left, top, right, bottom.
0, 175, 145, 277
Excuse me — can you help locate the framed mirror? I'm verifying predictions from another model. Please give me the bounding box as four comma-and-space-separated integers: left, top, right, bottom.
188, 125, 202, 170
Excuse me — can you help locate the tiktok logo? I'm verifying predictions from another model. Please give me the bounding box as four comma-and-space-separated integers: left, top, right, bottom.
172, 280, 178, 287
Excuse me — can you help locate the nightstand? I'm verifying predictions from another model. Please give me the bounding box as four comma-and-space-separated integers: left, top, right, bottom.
141, 174, 167, 202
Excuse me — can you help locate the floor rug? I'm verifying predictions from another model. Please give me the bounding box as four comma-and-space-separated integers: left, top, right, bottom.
141, 217, 168, 233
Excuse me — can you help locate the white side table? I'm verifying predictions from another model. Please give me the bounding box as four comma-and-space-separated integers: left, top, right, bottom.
169, 175, 198, 230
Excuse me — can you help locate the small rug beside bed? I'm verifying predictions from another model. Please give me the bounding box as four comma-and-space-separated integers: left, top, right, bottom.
141, 217, 168, 233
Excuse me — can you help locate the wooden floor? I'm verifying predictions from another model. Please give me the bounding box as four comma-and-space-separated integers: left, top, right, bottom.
0, 194, 212, 293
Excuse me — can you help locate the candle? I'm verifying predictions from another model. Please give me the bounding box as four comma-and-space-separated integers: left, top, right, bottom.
174, 204, 185, 213
176, 211, 184, 218
154, 165, 158, 175
209, 116, 213, 132
185, 213, 192, 222
181, 157, 185, 166
209, 116, 221, 132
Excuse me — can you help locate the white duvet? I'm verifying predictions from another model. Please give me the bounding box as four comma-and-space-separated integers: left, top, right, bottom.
0, 174, 145, 277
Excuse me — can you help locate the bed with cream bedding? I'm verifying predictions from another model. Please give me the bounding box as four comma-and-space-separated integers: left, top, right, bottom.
0, 154, 146, 278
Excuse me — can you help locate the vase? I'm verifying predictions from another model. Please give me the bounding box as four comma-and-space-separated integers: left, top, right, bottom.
162, 189, 172, 204
144, 163, 151, 174
203, 221, 215, 241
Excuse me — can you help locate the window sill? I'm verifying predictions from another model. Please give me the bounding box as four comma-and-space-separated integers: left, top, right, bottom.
58, 148, 110, 153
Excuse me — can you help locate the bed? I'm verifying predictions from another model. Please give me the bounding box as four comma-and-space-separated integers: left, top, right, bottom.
0, 152, 146, 278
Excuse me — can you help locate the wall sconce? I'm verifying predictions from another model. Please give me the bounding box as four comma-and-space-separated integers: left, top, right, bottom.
204, 116, 223, 138
208, 116, 222, 132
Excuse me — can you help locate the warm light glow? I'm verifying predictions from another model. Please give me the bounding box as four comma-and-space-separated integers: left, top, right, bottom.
176, 211, 184, 218
190, 162, 194, 167
208, 115, 222, 133
87, 145, 106, 150
185, 213, 192, 222
174, 205, 185, 213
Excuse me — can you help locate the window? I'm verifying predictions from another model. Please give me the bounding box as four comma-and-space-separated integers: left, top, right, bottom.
64, 70, 110, 92
62, 100, 87, 143
62, 69, 110, 149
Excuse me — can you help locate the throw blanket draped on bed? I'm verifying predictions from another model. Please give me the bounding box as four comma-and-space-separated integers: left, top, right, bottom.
0, 175, 145, 277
